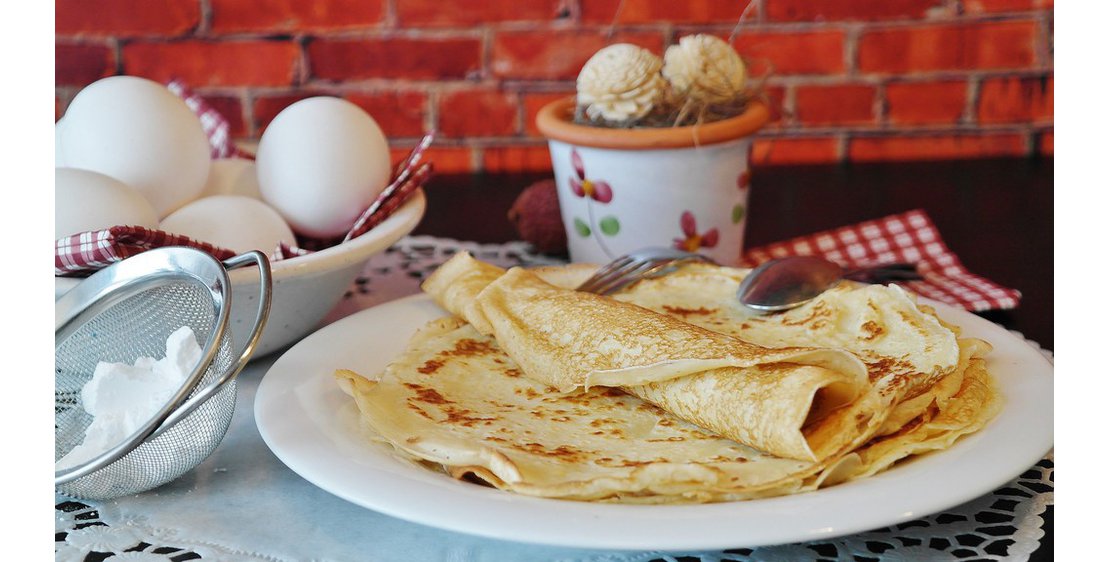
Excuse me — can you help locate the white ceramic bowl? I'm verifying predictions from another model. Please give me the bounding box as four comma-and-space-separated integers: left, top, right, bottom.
56, 190, 426, 358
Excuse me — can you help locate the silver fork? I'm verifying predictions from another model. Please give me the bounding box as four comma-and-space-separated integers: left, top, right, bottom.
576, 247, 716, 295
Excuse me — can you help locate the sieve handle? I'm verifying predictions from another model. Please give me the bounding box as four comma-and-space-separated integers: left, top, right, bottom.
149, 250, 273, 439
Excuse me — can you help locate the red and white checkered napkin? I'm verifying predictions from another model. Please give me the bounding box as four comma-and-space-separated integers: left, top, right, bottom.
55, 226, 238, 275
165, 78, 251, 160
740, 209, 1021, 311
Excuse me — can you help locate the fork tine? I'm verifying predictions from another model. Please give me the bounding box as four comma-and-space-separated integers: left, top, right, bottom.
581, 259, 647, 294
576, 255, 636, 293
596, 261, 662, 295
576, 249, 717, 295
591, 259, 662, 295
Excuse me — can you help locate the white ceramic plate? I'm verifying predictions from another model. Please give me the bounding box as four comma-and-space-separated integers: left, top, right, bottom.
255, 294, 1053, 550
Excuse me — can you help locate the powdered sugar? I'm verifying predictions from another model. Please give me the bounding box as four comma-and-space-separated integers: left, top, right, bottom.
56, 326, 203, 471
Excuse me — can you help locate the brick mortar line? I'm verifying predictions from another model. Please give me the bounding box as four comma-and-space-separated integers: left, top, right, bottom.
759, 126, 1040, 138
383, 0, 398, 29
963, 76, 982, 125
480, 26, 494, 82
224, 120, 1047, 144
754, 0, 767, 23
55, 31, 199, 41
671, 12, 1049, 33
208, 68, 1054, 96
420, 89, 436, 135
294, 81, 500, 92
415, 138, 550, 147
54, 37, 111, 46
236, 87, 252, 138
1021, 129, 1035, 155
119, 23, 745, 41
469, 146, 482, 172
427, 87, 442, 144
199, 9, 1052, 38
196, 0, 212, 36
465, 19, 599, 32
865, 68, 1053, 81
110, 37, 123, 76
782, 83, 797, 127
661, 23, 675, 47
54, 10, 1054, 44
360, 128, 1052, 144
400, 127, 1039, 144
508, 90, 524, 136
874, 81, 889, 128
768, 75, 886, 87
850, 69, 1053, 81
566, 0, 583, 24
448, 23, 668, 34
1036, 10, 1053, 67
844, 23, 862, 77
755, 69, 1053, 87
835, 133, 849, 161
188, 27, 486, 41
500, 82, 577, 93
294, 35, 309, 87
515, 97, 527, 138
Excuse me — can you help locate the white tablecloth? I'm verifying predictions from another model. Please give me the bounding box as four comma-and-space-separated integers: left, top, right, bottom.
56, 236, 1053, 562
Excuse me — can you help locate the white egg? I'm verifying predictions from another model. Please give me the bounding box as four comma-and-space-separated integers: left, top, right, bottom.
160, 195, 295, 255
200, 158, 262, 200
55, 168, 159, 239
58, 76, 212, 218
256, 96, 391, 239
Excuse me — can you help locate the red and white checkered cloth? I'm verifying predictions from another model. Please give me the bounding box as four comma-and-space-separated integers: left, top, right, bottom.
56, 226, 238, 275
165, 78, 252, 160
740, 209, 1021, 311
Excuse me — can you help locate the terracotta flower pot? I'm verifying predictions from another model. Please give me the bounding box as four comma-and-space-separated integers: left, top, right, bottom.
535, 97, 771, 265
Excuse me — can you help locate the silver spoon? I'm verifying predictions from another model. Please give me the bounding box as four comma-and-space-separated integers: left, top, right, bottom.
736, 256, 921, 312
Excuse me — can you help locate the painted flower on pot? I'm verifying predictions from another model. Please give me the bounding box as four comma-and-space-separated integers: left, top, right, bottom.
737, 169, 750, 192
568, 148, 620, 258
570, 149, 614, 203
674, 211, 719, 252
732, 169, 750, 224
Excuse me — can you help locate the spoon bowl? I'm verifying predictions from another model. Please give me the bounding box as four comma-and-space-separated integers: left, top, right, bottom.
737, 256, 922, 312
737, 256, 844, 312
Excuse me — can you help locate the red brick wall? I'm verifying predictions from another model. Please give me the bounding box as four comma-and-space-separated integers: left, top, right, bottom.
55, 0, 1053, 173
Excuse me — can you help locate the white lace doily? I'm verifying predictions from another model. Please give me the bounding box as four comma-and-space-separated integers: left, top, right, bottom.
56, 236, 1053, 562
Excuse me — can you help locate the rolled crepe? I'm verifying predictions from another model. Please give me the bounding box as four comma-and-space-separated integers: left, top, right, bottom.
422, 252, 880, 462
336, 317, 824, 503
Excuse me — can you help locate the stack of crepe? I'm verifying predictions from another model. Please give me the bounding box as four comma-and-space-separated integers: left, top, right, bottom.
336, 252, 1000, 503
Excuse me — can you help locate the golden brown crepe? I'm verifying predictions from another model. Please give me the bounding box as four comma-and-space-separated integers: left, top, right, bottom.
571, 261, 976, 439
335, 255, 1000, 504
336, 316, 864, 503
850, 352, 1001, 479
422, 253, 877, 462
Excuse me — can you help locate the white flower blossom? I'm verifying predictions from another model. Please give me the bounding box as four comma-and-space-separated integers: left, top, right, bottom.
577, 43, 667, 122
663, 34, 747, 105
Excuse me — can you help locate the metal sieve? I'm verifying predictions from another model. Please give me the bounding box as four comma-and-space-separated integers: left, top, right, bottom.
55, 246, 272, 500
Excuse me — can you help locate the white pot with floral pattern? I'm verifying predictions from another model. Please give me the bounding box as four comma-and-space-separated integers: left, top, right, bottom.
536, 97, 770, 266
